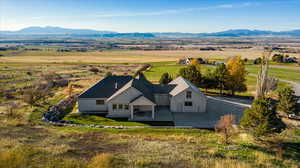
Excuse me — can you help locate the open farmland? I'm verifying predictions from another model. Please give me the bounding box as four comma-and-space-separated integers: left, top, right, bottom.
1, 47, 300, 63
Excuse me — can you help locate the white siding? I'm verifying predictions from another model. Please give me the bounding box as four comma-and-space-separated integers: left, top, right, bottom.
78, 98, 107, 112
107, 87, 141, 117
138, 105, 152, 111
170, 88, 206, 112
154, 94, 170, 106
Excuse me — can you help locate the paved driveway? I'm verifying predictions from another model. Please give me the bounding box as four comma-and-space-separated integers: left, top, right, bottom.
173, 96, 252, 128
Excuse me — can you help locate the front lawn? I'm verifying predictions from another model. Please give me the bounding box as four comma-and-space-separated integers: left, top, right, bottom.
63, 113, 149, 126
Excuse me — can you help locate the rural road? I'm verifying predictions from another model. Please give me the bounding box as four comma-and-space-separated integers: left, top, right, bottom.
280, 80, 300, 104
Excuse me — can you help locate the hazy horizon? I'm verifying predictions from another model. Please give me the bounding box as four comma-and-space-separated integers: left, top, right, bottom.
1, 0, 300, 33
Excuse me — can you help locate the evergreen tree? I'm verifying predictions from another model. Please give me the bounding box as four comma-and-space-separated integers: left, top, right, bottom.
213, 64, 229, 94
240, 98, 285, 136
277, 87, 298, 115
159, 73, 173, 84
178, 65, 202, 87
226, 56, 247, 95
201, 69, 217, 92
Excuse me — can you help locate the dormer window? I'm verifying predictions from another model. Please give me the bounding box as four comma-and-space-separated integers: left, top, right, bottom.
186, 91, 192, 99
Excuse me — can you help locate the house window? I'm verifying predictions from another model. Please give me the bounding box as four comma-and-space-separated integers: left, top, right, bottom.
118, 104, 123, 109
112, 104, 117, 109
124, 105, 129, 110
184, 101, 192, 106
96, 100, 104, 105
186, 91, 192, 99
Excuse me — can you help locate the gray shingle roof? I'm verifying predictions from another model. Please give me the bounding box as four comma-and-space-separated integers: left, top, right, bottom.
78, 76, 133, 98
79, 75, 204, 103
169, 76, 204, 96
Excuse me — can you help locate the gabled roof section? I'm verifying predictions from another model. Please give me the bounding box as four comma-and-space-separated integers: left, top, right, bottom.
78, 75, 133, 99
106, 75, 156, 103
129, 95, 155, 105
152, 84, 177, 94
169, 76, 204, 96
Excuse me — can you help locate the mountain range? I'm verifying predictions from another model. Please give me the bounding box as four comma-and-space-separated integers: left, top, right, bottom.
1, 26, 300, 37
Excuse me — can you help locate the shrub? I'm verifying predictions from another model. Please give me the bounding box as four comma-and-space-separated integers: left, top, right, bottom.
23, 85, 50, 107
277, 87, 298, 115
105, 71, 113, 77
0, 147, 30, 168
89, 67, 99, 74
253, 57, 262, 64
272, 54, 284, 63
215, 114, 236, 144
88, 153, 116, 168
5, 103, 21, 119
240, 98, 285, 136
159, 72, 173, 84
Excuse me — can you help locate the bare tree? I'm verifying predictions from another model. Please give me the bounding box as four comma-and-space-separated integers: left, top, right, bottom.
215, 114, 236, 144
5, 102, 20, 119
255, 49, 272, 99
23, 84, 50, 107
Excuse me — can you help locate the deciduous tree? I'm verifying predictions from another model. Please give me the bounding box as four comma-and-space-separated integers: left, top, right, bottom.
178, 65, 202, 87
215, 114, 236, 144
214, 64, 229, 94
225, 56, 247, 95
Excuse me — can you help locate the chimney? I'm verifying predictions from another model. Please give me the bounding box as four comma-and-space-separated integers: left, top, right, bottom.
115, 82, 118, 89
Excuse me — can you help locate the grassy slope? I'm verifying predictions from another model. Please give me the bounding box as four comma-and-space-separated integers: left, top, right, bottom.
1, 55, 300, 167
1, 124, 300, 168
63, 113, 149, 126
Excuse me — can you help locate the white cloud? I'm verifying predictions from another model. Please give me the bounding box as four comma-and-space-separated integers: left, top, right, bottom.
218, 4, 234, 8
95, 2, 256, 18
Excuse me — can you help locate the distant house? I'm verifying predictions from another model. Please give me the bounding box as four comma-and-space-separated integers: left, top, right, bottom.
78, 75, 207, 120
177, 57, 208, 65
177, 58, 193, 65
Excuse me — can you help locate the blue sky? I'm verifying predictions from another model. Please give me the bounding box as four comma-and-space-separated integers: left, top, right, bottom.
1, 0, 300, 32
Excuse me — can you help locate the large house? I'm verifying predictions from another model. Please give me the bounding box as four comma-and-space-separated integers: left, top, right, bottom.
78, 75, 207, 120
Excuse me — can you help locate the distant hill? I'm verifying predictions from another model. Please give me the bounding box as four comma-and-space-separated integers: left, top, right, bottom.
1, 26, 300, 38
0, 26, 155, 38
0, 26, 115, 35
154, 29, 300, 37
102, 33, 155, 38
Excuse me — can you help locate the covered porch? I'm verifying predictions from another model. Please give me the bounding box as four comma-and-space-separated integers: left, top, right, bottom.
130, 105, 155, 120
129, 95, 156, 120
129, 106, 173, 121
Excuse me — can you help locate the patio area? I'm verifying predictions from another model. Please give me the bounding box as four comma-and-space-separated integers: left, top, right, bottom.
129, 107, 173, 121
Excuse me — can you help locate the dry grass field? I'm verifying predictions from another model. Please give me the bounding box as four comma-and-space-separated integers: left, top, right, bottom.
1, 47, 299, 63
1, 47, 300, 167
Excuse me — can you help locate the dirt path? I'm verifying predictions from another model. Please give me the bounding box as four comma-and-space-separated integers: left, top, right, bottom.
269, 65, 300, 70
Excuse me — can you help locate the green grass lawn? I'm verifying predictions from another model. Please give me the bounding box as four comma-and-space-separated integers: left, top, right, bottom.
246, 65, 300, 82
144, 62, 214, 82
63, 113, 149, 126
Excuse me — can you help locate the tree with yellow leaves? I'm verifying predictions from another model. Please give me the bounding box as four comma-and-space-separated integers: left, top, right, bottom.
226, 56, 247, 95
190, 58, 201, 71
